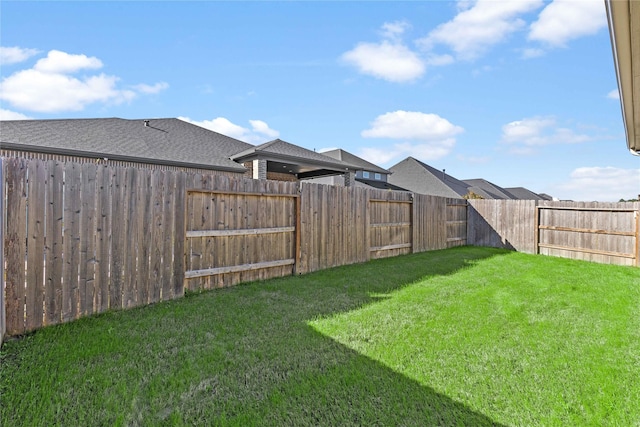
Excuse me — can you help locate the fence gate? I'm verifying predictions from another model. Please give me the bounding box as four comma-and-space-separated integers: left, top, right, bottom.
535, 206, 640, 266
446, 200, 468, 247
184, 189, 299, 290
368, 197, 413, 259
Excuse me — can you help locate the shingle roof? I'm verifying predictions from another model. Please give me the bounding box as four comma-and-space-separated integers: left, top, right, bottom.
462, 179, 514, 199
231, 139, 354, 171
319, 149, 389, 174
388, 157, 469, 198
504, 187, 548, 200
355, 178, 408, 191
0, 117, 252, 172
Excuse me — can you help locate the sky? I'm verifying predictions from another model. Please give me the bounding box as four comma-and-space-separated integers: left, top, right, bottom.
1, 0, 639, 201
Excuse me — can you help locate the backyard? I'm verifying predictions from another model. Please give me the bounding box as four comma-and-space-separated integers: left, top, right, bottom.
1, 246, 639, 426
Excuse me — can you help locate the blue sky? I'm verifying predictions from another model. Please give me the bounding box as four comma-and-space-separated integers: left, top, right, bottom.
1, 0, 638, 201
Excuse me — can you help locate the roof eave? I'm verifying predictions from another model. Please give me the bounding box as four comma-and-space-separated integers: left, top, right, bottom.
231, 151, 351, 173
606, 0, 640, 155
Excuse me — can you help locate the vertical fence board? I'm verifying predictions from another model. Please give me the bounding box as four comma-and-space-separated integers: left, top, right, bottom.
0, 159, 4, 344
25, 160, 46, 330
79, 163, 97, 317
150, 171, 164, 300
162, 171, 175, 300
96, 165, 111, 314
5, 158, 27, 335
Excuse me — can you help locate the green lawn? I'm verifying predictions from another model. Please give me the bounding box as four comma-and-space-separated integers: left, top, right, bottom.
1, 247, 639, 426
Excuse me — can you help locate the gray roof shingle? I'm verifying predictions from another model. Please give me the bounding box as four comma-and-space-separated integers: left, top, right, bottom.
388, 157, 469, 198
462, 179, 514, 199
231, 139, 354, 171
1, 117, 253, 172
319, 149, 389, 174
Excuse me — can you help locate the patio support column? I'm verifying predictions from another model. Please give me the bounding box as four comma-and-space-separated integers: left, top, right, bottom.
344, 171, 355, 187
253, 159, 267, 180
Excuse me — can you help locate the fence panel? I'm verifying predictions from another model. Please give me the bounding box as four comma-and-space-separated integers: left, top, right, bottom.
298, 183, 369, 274
467, 200, 537, 252
446, 199, 468, 247
537, 202, 639, 266
413, 194, 446, 251
2, 159, 185, 336
184, 188, 298, 290
369, 192, 412, 260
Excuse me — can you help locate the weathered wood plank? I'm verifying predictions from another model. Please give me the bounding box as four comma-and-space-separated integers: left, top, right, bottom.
26, 160, 46, 331
162, 171, 175, 300
186, 226, 296, 238
185, 258, 295, 279
173, 171, 186, 297
5, 158, 28, 335
63, 162, 82, 321
79, 163, 97, 317
96, 165, 111, 314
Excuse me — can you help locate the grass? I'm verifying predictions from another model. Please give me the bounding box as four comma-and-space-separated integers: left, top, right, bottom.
1, 246, 639, 426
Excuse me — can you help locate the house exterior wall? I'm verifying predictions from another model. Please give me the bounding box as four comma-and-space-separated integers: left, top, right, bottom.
355, 170, 388, 182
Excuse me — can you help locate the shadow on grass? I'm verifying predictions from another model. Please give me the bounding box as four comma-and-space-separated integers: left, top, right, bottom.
1, 246, 510, 426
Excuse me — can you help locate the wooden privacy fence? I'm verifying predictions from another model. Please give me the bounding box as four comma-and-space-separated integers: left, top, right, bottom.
2, 157, 463, 338
468, 199, 640, 266
536, 205, 639, 265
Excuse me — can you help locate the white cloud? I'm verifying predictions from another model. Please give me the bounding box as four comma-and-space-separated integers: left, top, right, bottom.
554, 167, 640, 201
178, 116, 280, 144
425, 54, 455, 66
0, 108, 32, 120
342, 40, 425, 83
363, 110, 463, 140
0, 46, 39, 65
359, 110, 463, 165
380, 20, 411, 41
133, 82, 169, 94
501, 116, 592, 149
33, 50, 102, 73
359, 140, 457, 166
0, 69, 136, 112
0, 49, 167, 113
418, 0, 543, 60
248, 120, 279, 139
607, 89, 620, 100
529, 0, 606, 47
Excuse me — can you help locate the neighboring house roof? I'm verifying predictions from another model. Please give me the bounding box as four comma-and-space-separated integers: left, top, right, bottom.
0, 117, 251, 172
605, 0, 640, 155
538, 193, 554, 201
231, 139, 354, 178
355, 178, 408, 191
462, 179, 514, 200
388, 157, 469, 198
319, 148, 389, 174
504, 187, 547, 200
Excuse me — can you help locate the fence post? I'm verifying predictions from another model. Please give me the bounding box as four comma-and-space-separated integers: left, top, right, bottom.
1, 157, 5, 346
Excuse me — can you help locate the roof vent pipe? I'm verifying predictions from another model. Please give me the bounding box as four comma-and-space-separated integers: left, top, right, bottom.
442, 169, 446, 181
144, 120, 150, 127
